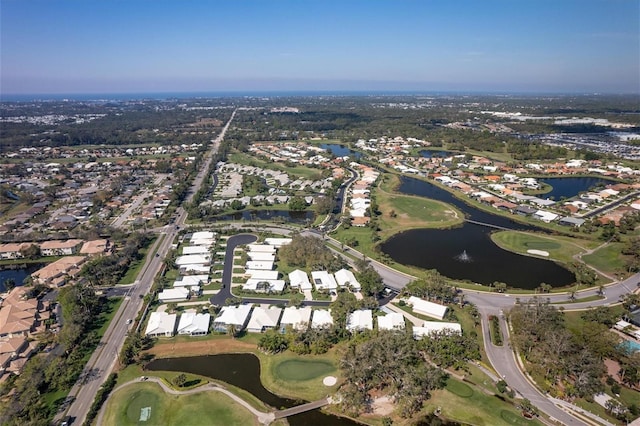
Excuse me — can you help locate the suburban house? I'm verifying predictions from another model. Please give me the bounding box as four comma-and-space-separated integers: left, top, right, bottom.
311, 271, 338, 292
280, 306, 312, 332
407, 296, 448, 320
176, 254, 211, 266
347, 309, 373, 332
412, 321, 462, 340
0, 243, 31, 260
288, 269, 312, 291
158, 287, 190, 303
145, 312, 177, 337
80, 239, 112, 256
173, 275, 209, 287
31, 256, 86, 287
245, 270, 279, 280
377, 312, 406, 331
39, 239, 84, 256
242, 278, 286, 294
182, 246, 210, 255
0, 287, 38, 339
310, 309, 334, 329
246, 306, 282, 333
176, 312, 210, 336
213, 304, 252, 333
334, 268, 361, 291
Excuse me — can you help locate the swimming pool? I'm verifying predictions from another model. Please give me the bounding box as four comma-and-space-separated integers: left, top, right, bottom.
620, 340, 640, 353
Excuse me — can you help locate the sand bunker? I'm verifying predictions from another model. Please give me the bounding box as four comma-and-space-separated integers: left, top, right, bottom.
527, 249, 549, 257
323, 376, 337, 386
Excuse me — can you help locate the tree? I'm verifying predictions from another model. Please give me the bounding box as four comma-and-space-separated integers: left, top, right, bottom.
314, 196, 334, 215
288, 195, 307, 211
2, 279, 16, 291
173, 373, 187, 387
19, 244, 41, 260
357, 265, 384, 297
258, 329, 288, 353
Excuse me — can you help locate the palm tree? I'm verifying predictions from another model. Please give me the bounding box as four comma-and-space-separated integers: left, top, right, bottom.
227, 324, 238, 339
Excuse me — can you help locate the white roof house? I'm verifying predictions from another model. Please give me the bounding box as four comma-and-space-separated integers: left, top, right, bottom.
191, 231, 216, 241
347, 309, 373, 332
158, 287, 190, 303
334, 268, 361, 290
246, 270, 279, 280
377, 312, 406, 331
311, 271, 338, 291
243, 279, 286, 293
280, 306, 312, 332
176, 254, 211, 265
145, 312, 177, 337
182, 246, 210, 255
246, 261, 274, 270
247, 306, 282, 333
534, 210, 559, 223
213, 304, 252, 332
289, 269, 312, 291
173, 275, 209, 287
248, 252, 276, 262
412, 321, 462, 340
247, 244, 276, 253
311, 309, 334, 329
407, 296, 447, 320
177, 312, 211, 336
264, 238, 292, 247
182, 264, 210, 273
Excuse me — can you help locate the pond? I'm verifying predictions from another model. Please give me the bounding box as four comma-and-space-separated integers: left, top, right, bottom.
538, 176, 615, 201
215, 209, 314, 223
379, 176, 575, 289
146, 354, 360, 425
320, 143, 363, 160
419, 149, 456, 158
0, 264, 41, 292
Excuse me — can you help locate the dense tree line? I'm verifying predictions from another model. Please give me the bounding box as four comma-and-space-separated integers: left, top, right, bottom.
277, 234, 346, 271
339, 330, 448, 418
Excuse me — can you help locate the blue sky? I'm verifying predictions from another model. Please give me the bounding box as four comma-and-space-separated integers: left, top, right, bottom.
1, 0, 639, 94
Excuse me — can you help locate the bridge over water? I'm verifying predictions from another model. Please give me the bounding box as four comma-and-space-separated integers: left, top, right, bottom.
464, 219, 514, 231
273, 398, 330, 419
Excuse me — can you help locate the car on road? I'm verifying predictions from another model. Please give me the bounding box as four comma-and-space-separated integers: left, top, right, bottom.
126, 319, 132, 325
60, 416, 74, 426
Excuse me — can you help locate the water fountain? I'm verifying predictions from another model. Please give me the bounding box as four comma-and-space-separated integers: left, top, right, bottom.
456, 250, 472, 263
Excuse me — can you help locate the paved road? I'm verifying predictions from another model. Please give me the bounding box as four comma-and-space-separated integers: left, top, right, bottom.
210, 233, 257, 306
59, 110, 237, 426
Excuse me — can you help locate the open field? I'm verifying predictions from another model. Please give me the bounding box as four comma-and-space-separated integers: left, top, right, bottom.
102, 382, 258, 426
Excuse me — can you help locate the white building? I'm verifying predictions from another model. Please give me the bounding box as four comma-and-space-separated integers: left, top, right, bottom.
158, 287, 190, 303
246, 260, 274, 270
412, 321, 462, 340
176, 254, 211, 266
311, 309, 334, 329
407, 296, 447, 320
334, 268, 361, 291
377, 312, 405, 331
145, 312, 177, 337
347, 309, 373, 332
173, 275, 209, 287
246, 270, 279, 280
533, 210, 559, 223
182, 264, 210, 274
280, 306, 312, 332
289, 269, 312, 291
213, 304, 252, 332
311, 271, 338, 292
247, 244, 276, 253
177, 312, 211, 336
182, 246, 210, 255
246, 306, 282, 333
248, 252, 276, 262
264, 238, 292, 247
243, 278, 286, 293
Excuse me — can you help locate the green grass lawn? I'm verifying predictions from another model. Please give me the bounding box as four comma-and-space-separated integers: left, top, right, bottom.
228, 151, 325, 181
119, 236, 158, 285
491, 231, 594, 265
259, 352, 340, 401
582, 242, 628, 276
273, 359, 336, 381
425, 378, 544, 426
102, 382, 258, 426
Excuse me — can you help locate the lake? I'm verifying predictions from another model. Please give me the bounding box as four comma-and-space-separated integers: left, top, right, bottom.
320, 143, 363, 160
146, 354, 359, 425
539, 176, 615, 200
419, 149, 455, 158
0, 264, 40, 291
380, 176, 575, 289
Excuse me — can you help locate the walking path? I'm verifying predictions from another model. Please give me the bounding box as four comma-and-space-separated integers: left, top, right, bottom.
97, 377, 275, 425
